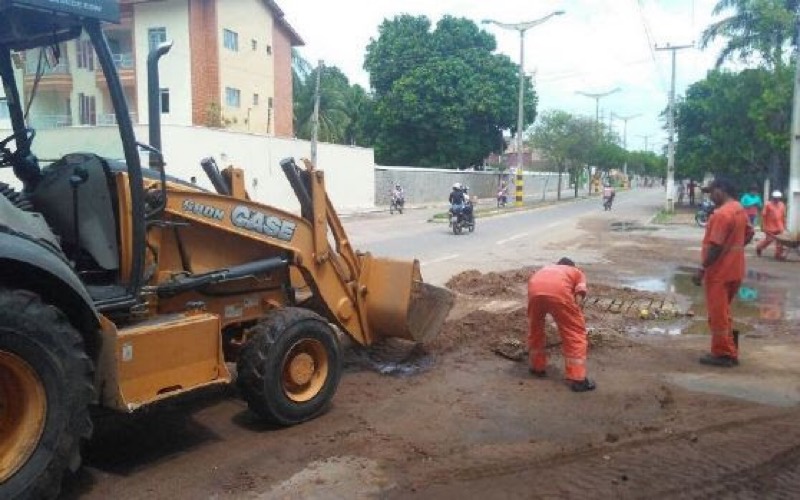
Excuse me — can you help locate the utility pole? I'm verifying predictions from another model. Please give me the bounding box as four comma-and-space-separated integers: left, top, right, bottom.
483, 11, 565, 207
310, 59, 323, 166
656, 43, 693, 212
788, 15, 800, 235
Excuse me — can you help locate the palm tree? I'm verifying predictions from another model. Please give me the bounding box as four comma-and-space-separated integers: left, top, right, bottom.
701, 0, 799, 69
293, 65, 351, 144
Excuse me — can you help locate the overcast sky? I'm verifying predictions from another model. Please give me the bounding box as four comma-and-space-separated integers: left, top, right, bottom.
281, 0, 728, 154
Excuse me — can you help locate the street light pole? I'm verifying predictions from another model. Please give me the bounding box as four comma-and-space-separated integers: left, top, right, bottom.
576, 87, 621, 136
612, 112, 641, 177
483, 11, 565, 207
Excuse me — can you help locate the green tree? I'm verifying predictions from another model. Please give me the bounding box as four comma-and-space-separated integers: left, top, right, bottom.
674, 68, 792, 187
701, 0, 798, 69
531, 110, 598, 199
364, 15, 536, 167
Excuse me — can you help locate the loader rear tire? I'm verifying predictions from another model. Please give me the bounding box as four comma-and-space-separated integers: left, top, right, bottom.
237, 308, 342, 426
0, 289, 94, 500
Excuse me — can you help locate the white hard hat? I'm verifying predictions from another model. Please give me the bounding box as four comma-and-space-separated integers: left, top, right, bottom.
772, 190, 783, 198
453, 182, 461, 189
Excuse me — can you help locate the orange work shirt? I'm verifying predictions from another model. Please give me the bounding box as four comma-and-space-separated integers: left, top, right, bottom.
528, 265, 588, 302
702, 200, 748, 283
762, 201, 786, 234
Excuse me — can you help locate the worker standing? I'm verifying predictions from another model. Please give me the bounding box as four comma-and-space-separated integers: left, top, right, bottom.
693, 178, 752, 367
756, 190, 787, 261
527, 258, 595, 392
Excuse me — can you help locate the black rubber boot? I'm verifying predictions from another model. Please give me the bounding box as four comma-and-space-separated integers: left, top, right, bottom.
529, 368, 546, 378
699, 354, 739, 367
570, 378, 597, 392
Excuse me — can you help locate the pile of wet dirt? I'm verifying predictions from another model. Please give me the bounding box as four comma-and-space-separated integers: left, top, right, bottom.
445, 267, 538, 297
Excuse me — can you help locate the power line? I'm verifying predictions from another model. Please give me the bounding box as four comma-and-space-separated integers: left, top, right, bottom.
634, 0, 668, 91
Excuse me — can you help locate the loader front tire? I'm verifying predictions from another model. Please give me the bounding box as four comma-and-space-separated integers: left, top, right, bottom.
0, 289, 94, 500
237, 308, 342, 426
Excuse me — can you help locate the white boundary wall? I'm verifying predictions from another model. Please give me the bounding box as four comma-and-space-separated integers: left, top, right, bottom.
0, 125, 375, 213
375, 166, 572, 205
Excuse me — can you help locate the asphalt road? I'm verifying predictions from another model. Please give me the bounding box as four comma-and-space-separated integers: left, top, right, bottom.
343, 188, 666, 284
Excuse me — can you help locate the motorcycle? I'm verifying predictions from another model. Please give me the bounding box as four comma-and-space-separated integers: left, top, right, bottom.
695, 199, 715, 226
389, 194, 405, 214
497, 189, 508, 208
602, 195, 614, 211
449, 202, 475, 235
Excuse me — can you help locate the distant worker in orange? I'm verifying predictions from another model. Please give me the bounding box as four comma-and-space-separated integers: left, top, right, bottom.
756, 190, 787, 261
693, 178, 753, 367
527, 257, 595, 392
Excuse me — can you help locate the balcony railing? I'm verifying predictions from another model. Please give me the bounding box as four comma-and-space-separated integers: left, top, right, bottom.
27, 115, 73, 129
97, 112, 138, 126
112, 53, 134, 70
25, 57, 70, 76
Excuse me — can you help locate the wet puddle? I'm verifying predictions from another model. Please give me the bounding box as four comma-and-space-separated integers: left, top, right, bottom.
627, 267, 800, 336
344, 340, 435, 376
611, 221, 660, 232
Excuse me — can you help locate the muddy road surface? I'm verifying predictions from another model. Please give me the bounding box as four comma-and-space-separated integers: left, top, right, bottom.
63, 195, 800, 499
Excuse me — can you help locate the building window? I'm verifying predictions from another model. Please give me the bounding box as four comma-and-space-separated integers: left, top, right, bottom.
148, 27, 167, 53
253, 93, 259, 106
75, 40, 94, 70
225, 87, 241, 108
78, 93, 96, 125
223, 29, 239, 51
251, 39, 257, 51
266, 44, 272, 55
160, 88, 170, 114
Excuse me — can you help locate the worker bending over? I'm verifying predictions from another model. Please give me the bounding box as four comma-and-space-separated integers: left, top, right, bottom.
527, 258, 595, 392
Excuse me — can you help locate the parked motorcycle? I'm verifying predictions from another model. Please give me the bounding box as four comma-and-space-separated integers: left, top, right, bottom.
449, 202, 475, 235
695, 199, 715, 226
389, 194, 405, 214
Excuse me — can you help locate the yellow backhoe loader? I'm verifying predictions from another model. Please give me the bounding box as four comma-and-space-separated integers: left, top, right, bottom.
0, 2, 453, 498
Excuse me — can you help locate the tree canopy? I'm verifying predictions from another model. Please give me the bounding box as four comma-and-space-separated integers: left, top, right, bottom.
364, 15, 536, 167
674, 67, 792, 186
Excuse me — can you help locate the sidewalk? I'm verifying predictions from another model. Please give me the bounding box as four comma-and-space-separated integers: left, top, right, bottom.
341, 190, 593, 218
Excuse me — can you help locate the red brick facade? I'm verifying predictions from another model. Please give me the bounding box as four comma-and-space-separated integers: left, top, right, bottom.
272, 23, 293, 137
189, 0, 220, 127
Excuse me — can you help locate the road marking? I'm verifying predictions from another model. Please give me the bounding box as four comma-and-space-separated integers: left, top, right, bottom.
496, 233, 529, 245
422, 254, 460, 265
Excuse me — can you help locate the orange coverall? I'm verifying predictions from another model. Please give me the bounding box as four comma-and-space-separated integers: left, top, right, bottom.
757, 201, 786, 259
702, 200, 748, 358
527, 265, 589, 381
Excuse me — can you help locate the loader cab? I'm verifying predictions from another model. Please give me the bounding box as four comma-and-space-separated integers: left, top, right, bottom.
0, 0, 148, 310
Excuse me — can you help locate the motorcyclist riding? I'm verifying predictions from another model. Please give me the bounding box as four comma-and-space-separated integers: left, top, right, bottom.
602, 184, 616, 210
389, 183, 405, 214
449, 183, 466, 205
497, 181, 508, 207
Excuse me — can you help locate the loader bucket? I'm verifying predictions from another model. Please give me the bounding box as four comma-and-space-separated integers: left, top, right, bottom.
363, 256, 454, 344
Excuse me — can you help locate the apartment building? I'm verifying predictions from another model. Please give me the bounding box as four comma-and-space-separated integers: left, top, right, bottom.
5, 0, 302, 137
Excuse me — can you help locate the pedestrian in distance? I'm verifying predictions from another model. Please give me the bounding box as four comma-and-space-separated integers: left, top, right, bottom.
527, 257, 595, 392
739, 184, 763, 226
688, 179, 697, 206
756, 190, 787, 261
692, 178, 753, 367
677, 182, 686, 205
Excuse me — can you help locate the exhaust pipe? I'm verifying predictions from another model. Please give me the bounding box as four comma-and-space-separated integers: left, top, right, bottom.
147, 40, 173, 171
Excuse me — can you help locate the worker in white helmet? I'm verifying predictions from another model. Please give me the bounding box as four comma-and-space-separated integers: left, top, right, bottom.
756, 190, 787, 261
